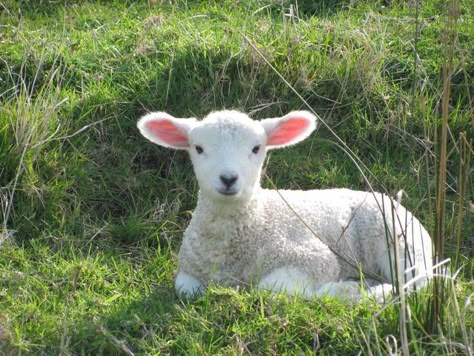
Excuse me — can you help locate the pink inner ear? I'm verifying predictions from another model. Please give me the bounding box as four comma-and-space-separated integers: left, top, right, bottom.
146, 119, 189, 147
267, 118, 310, 146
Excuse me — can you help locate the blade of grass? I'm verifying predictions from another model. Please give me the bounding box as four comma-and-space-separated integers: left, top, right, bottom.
431, 0, 459, 333
454, 133, 471, 268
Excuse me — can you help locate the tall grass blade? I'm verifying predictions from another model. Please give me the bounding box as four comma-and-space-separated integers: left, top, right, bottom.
431, 0, 459, 333
455, 133, 471, 268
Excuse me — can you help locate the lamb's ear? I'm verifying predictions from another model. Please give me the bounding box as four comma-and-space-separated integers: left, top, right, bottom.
137, 112, 197, 149
261, 111, 317, 149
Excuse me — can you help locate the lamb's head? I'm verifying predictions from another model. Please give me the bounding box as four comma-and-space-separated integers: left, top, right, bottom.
138, 110, 317, 204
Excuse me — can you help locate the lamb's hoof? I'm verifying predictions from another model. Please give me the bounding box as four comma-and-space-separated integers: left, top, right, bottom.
175, 271, 204, 298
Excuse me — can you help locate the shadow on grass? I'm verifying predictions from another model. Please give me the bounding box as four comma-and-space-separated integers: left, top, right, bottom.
12, 0, 356, 20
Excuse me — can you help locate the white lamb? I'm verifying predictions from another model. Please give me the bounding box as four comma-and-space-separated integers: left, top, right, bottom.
137, 110, 433, 301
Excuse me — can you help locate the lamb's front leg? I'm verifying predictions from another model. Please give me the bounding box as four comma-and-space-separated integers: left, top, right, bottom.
175, 270, 205, 298
258, 267, 318, 298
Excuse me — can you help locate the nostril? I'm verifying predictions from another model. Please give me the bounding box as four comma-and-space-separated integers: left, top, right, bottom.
220, 174, 238, 188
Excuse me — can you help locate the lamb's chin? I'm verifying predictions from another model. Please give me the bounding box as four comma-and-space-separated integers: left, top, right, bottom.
215, 191, 242, 201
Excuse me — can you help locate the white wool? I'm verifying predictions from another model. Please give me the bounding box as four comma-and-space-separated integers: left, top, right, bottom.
138, 110, 433, 301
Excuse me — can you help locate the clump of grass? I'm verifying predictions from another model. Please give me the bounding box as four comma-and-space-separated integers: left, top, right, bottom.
0, 51, 70, 244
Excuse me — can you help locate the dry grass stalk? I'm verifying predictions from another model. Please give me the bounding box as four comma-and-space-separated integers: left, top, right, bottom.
431, 0, 459, 332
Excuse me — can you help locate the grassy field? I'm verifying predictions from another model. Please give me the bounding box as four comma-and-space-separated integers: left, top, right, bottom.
1, 0, 473, 354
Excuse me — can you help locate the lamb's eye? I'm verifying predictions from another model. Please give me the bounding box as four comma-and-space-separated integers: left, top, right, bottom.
195, 145, 204, 154
252, 145, 261, 154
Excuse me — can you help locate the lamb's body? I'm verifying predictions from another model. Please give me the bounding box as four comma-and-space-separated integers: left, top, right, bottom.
179, 188, 432, 299
138, 110, 433, 301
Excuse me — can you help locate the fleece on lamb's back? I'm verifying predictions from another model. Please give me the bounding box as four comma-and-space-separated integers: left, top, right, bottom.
138, 110, 433, 301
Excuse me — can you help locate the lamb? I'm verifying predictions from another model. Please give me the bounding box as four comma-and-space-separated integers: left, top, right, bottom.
137, 109, 433, 301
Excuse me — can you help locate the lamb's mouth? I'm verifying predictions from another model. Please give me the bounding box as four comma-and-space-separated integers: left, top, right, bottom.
218, 189, 238, 196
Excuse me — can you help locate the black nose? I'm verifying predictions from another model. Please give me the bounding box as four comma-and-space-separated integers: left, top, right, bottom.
220, 174, 238, 189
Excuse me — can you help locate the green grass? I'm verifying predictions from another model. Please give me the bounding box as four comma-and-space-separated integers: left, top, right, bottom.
1, 0, 473, 354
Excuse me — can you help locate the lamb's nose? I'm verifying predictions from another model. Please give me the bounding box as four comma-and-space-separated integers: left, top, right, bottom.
220, 174, 238, 188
